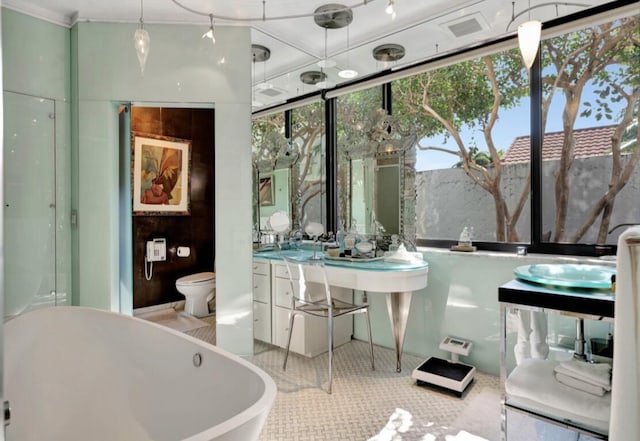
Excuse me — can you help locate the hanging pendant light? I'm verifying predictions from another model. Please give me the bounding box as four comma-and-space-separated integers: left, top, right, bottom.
252, 45, 271, 108
338, 25, 358, 79
317, 27, 336, 69
134, 0, 150, 76
518, 20, 541, 70
518, 0, 541, 70
202, 14, 216, 45
257, 60, 274, 90
252, 58, 264, 108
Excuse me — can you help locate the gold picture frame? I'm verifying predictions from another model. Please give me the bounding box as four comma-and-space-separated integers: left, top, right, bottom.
132, 133, 191, 215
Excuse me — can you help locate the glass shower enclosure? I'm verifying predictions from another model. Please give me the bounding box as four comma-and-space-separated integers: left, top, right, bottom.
3, 91, 69, 320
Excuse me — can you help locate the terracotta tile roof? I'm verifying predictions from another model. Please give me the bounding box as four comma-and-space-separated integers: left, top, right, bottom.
501, 125, 616, 164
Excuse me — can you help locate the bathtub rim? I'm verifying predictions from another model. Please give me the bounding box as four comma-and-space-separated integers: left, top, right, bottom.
5, 305, 277, 441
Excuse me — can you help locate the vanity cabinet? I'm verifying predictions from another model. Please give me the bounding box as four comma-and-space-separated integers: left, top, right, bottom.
252, 260, 271, 343
252, 257, 354, 357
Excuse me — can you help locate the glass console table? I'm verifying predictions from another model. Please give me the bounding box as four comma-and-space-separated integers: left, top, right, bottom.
499, 279, 614, 441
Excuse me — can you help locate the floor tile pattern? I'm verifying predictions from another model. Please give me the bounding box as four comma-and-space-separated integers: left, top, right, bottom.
248, 340, 501, 441
143, 310, 502, 441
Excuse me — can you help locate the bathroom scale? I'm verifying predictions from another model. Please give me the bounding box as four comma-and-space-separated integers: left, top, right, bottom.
412, 336, 475, 396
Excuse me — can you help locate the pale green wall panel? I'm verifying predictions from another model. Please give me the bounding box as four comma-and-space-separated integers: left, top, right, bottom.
354, 250, 613, 375
73, 21, 252, 353
215, 102, 253, 356
2, 8, 72, 311
1, 8, 69, 101
76, 100, 118, 310
75, 22, 247, 104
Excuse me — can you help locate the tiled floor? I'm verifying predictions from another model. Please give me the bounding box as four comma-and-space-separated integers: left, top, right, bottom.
140, 309, 501, 441
249, 339, 501, 441
140, 309, 599, 441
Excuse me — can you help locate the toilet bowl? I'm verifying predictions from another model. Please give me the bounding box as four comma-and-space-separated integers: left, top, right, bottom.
175, 272, 216, 317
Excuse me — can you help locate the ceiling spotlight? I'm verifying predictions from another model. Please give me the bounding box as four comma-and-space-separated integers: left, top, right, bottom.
372, 44, 405, 62
338, 69, 358, 79
385, 0, 396, 19
202, 14, 215, 45
300, 70, 327, 86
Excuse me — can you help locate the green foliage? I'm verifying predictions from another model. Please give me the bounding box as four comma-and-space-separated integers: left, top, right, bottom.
251, 113, 285, 152
392, 49, 527, 141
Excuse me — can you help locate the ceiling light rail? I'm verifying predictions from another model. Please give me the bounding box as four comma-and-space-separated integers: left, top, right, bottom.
171, 0, 378, 22
505, 1, 590, 31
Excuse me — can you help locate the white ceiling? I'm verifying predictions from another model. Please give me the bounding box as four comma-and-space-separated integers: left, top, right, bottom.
3, 0, 616, 109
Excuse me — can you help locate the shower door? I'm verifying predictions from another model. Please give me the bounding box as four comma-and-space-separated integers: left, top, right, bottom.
3, 91, 57, 319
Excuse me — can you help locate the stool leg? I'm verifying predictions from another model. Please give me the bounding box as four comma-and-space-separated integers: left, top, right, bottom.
327, 314, 334, 394
365, 309, 375, 370
283, 311, 296, 370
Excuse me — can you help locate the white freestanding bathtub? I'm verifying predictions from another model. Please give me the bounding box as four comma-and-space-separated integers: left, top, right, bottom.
4, 306, 276, 441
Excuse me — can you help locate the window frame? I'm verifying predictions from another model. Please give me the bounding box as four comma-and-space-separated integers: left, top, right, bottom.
251, 0, 637, 257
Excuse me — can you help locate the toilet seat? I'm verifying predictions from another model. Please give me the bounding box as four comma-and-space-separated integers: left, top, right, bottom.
176, 272, 216, 286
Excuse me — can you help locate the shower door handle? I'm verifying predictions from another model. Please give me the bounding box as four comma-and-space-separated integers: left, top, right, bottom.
4, 400, 10, 428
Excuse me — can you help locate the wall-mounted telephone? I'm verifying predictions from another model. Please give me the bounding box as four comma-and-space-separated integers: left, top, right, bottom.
144, 238, 166, 281
146, 238, 167, 262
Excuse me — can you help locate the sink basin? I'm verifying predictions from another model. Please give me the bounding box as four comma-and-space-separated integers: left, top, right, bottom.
514, 264, 616, 289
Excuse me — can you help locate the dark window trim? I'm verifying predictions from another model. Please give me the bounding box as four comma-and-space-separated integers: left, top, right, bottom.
324, 96, 338, 235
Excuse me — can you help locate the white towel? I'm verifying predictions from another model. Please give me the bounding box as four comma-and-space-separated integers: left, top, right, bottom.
383, 245, 424, 264
554, 360, 611, 390
506, 358, 611, 424
610, 226, 640, 441
555, 372, 607, 397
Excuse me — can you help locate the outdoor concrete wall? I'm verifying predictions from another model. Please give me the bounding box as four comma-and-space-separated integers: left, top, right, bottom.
417, 155, 640, 244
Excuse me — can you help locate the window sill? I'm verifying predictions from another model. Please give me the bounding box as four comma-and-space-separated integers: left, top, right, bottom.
416, 246, 616, 266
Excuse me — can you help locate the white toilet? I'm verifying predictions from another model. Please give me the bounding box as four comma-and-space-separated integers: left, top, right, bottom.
175, 272, 216, 317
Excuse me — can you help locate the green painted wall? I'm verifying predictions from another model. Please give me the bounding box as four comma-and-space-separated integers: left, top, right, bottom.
3, 10, 255, 355
2, 8, 72, 309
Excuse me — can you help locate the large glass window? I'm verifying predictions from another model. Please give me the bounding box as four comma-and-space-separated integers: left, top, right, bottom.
253, 10, 639, 255
393, 49, 531, 244
539, 15, 639, 246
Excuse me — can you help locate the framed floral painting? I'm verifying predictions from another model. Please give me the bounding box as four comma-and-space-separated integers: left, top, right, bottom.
132, 133, 191, 215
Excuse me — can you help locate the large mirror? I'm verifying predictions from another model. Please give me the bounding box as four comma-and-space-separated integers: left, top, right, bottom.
251, 112, 292, 238
252, 100, 326, 241
337, 91, 417, 246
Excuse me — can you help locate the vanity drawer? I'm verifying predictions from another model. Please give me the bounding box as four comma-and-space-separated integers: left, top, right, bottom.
274, 263, 299, 280
252, 260, 270, 276
253, 273, 270, 304
274, 276, 293, 308
253, 301, 271, 343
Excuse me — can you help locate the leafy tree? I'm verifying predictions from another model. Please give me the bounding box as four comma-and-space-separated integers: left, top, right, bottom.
541, 17, 640, 242
393, 15, 639, 244
290, 103, 325, 230
393, 51, 527, 241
